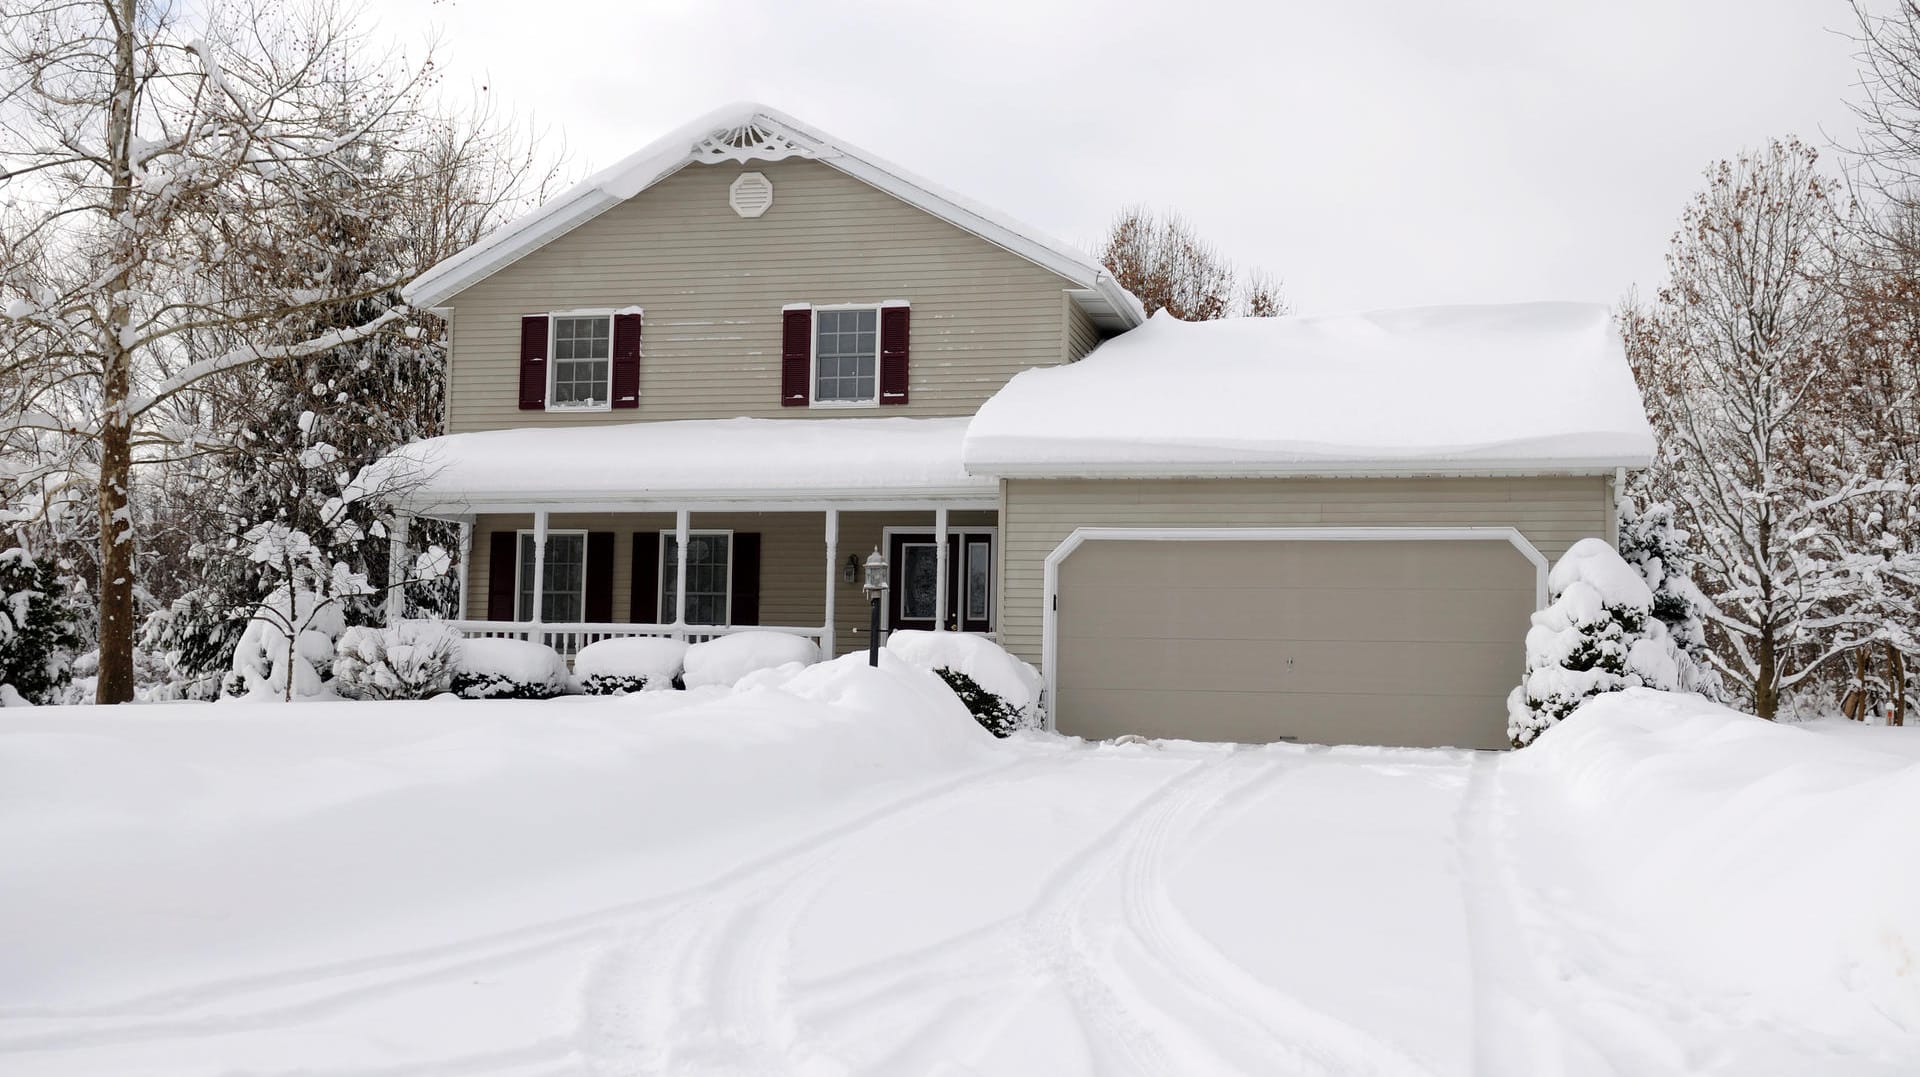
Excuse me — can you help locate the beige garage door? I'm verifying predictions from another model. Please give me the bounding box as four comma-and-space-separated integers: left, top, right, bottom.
1054, 538, 1537, 749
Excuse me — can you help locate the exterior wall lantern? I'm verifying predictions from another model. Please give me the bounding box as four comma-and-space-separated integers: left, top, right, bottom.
863, 546, 889, 667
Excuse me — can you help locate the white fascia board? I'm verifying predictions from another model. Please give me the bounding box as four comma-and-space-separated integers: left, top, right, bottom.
396, 488, 999, 516
965, 456, 1652, 480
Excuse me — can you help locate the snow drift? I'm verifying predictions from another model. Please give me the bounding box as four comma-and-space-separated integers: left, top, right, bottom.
1510, 688, 1920, 1038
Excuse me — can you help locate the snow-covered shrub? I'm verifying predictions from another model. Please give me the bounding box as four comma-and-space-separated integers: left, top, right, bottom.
575, 636, 689, 695
225, 585, 348, 700
333, 621, 463, 700
885, 630, 1043, 737
1508, 538, 1689, 748
450, 637, 571, 700
0, 549, 83, 705
682, 631, 820, 689
141, 593, 249, 701
1618, 496, 1720, 698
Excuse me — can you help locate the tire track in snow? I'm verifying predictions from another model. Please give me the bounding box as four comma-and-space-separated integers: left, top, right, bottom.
575, 752, 1082, 1074
0, 755, 1039, 1060
1109, 749, 1435, 1077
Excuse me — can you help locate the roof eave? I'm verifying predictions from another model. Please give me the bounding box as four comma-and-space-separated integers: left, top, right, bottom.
964, 455, 1655, 480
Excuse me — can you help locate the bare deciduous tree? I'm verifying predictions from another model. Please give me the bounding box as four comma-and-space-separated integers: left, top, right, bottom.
1099, 207, 1287, 321
0, 0, 453, 702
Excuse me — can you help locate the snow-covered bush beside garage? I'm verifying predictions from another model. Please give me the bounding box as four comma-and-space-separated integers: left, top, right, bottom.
681, 631, 819, 689
1508, 538, 1689, 748
575, 637, 689, 694
333, 621, 462, 700
886, 630, 1043, 737
450, 638, 571, 700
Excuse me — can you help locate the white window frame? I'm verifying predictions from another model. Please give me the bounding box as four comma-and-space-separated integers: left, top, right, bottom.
546, 309, 616, 412
657, 529, 736, 626
513, 528, 589, 623
879, 525, 998, 631
809, 304, 883, 409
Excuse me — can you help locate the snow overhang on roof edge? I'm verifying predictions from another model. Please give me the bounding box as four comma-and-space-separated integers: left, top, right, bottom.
402, 103, 1145, 330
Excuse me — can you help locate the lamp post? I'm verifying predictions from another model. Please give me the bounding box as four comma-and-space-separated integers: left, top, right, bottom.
863, 546, 889, 667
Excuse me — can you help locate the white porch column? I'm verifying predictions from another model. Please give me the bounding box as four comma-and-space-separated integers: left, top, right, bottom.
933, 507, 950, 632
823, 508, 839, 657
385, 514, 410, 625
673, 509, 691, 640
530, 510, 548, 643
455, 519, 473, 621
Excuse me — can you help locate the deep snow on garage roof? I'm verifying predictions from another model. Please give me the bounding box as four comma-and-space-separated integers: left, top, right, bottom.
962, 302, 1657, 477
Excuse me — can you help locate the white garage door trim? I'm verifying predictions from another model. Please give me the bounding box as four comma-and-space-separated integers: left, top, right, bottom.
1039, 526, 1550, 732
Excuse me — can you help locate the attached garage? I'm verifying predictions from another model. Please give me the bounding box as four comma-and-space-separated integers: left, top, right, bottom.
962, 304, 1660, 750
1048, 530, 1545, 749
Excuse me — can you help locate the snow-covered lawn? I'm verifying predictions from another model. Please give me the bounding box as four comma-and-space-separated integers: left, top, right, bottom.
1, 661, 1914, 1076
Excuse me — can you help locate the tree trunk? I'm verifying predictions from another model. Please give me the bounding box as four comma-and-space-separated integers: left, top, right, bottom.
1754, 622, 1778, 720
94, 0, 139, 706
1889, 641, 1908, 727
1841, 646, 1870, 721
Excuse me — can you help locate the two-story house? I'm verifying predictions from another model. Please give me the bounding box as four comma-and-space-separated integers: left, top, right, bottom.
388, 104, 1655, 749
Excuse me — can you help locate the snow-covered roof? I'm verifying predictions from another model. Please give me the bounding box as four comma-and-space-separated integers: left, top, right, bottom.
962, 302, 1657, 478
380, 416, 992, 512
402, 103, 1145, 332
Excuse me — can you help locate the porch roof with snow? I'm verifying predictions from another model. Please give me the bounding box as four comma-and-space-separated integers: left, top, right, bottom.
961, 302, 1658, 479
380, 416, 993, 514
401, 103, 1145, 332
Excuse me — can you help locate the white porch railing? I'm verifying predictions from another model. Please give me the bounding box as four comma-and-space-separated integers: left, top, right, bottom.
450, 619, 827, 655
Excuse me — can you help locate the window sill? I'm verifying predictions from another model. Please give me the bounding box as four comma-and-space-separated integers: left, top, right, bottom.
808, 400, 880, 410
546, 403, 613, 413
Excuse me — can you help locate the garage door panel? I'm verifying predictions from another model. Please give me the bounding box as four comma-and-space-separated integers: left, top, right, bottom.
1058, 585, 1534, 645
1054, 537, 1535, 748
1060, 540, 1530, 592
1060, 688, 1512, 750
1058, 637, 1522, 697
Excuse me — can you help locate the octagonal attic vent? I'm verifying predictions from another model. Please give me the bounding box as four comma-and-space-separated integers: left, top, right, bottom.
729, 172, 774, 218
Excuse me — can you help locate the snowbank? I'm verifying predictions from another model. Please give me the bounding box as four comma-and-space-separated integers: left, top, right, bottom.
574, 636, 688, 691
886, 630, 1041, 712
964, 303, 1656, 476
682, 631, 821, 689
0, 658, 994, 1016
1509, 689, 1920, 1037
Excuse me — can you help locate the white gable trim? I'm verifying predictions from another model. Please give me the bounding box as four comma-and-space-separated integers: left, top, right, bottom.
403, 103, 1144, 331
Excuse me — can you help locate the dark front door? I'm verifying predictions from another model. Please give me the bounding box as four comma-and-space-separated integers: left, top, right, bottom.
888, 532, 993, 634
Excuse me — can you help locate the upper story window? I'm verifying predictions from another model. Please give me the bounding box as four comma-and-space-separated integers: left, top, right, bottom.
551, 315, 611, 409
813, 307, 879, 405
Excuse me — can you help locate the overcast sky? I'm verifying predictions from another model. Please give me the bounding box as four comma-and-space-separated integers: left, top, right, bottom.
379, 0, 1864, 315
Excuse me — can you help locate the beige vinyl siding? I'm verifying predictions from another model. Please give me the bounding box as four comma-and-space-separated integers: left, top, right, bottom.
444, 158, 1078, 430
997, 475, 1611, 665
469, 509, 993, 656
1064, 296, 1103, 362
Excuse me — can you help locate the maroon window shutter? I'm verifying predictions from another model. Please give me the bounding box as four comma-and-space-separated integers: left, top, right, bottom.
486, 531, 517, 620
585, 532, 615, 622
611, 313, 642, 409
781, 307, 812, 407
630, 532, 660, 624
518, 316, 548, 410
879, 305, 910, 405
729, 533, 761, 626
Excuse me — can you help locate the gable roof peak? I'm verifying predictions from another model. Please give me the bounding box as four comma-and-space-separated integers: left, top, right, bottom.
403, 103, 1144, 331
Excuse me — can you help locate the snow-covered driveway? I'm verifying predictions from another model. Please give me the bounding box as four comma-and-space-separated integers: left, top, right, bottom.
2, 663, 1915, 1075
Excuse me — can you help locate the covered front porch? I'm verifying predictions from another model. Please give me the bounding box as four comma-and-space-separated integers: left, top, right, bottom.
375, 414, 1001, 658
420, 502, 998, 657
